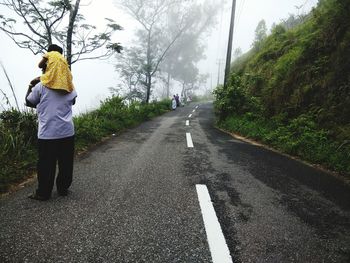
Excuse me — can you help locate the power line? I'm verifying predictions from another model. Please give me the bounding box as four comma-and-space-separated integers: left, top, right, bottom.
236, 0, 246, 28
215, 0, 225, 63
214, 0, 225, 89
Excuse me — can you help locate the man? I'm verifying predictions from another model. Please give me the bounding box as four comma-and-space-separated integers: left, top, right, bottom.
26, 47, 77, 201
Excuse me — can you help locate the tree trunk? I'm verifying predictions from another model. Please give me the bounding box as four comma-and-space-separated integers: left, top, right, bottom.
66, 0, 81, 68
145, 27, 152, 103
146, 73, 152, 103
181, 82, 186, 99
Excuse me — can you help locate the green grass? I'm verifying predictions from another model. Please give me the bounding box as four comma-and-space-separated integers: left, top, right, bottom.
219, 113, 350, 176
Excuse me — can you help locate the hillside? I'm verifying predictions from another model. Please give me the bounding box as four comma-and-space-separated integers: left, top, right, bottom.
214, 0, 350, 175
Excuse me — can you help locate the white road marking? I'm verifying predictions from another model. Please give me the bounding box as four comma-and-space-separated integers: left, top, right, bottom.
192, 109, 196, 113
186, 120, 189, 126
196, 184, 233, 263
186, 133, 194, 148
196, 105, 199, 109
189, 114, 192, 118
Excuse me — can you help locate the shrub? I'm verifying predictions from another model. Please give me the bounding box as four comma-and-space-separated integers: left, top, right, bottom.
0, 109, 37, 192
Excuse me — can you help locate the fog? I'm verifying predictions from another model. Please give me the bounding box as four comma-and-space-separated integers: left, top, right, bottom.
0, 0, 318, 114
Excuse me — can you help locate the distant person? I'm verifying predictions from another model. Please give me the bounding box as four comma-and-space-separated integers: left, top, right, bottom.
39, 44, 74, 93
171, 95, 177, 110
26, 44, 77, 201
175, 94, 180, 107
180, 96, 185, 107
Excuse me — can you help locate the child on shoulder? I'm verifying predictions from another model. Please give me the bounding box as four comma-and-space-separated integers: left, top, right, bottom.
38, 44, 74, 93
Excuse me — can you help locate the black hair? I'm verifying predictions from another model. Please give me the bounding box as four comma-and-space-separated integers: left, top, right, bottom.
47, 44, 63, 54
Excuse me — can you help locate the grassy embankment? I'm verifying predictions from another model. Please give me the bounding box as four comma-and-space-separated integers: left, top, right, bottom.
0, 97, 171, 193
214, 0, 350, 177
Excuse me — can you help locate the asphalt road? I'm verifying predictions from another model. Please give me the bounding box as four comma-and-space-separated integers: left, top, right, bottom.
1, 102, 349, 262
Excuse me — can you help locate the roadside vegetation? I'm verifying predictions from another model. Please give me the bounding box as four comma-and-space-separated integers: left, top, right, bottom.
214, 0, 350, 176
0, 97, 171, 193
190, 92, 214, 103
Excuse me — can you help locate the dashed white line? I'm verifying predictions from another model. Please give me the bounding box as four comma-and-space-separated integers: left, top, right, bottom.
195, 105, 199, 109
186, 120, 189, 126
196, 184, 233, 263
188, 114, 192, 118
186, 133, 194, 148
192, 109, 196, 113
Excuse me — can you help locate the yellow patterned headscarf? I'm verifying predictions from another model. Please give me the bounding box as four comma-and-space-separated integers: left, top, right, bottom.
40, 51, 74, 93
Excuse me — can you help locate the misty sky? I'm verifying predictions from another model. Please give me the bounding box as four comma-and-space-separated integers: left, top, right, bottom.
0, 0, 318, 114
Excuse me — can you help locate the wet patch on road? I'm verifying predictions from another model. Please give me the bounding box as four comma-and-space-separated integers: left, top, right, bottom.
182, 139, 245, 262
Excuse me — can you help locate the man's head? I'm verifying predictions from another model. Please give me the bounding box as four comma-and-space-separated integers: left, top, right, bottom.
47, 44, 63, 54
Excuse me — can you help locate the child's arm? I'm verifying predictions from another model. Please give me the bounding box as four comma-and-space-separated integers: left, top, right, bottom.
25, 77, 40, 108
38, 57, 48, 69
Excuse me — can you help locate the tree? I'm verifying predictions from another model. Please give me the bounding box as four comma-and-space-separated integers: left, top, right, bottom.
280, 13, 308, 30
114, 47, 147, 102
0, 0, 123, 66
160, 32, 204, 98
116, 0, 204, 103
160, 0, 219, 99
252, 19, 267, 50
233, 47, 242, 60
181, 73, 209, 101
115, 0, 220, 103
163, 35, 204, 99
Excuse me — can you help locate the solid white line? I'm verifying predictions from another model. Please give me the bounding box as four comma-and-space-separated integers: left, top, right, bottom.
188, 114, 192, 118
186, 120, 189, 126
196, 185, 233, 263
186, 133, 194, 148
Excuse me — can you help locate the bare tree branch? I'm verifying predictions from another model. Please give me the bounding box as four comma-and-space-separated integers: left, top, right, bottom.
0, 0, 123, 67
49, 4, 68, 32
18, 0, 48, 41
0, 26, 46, 53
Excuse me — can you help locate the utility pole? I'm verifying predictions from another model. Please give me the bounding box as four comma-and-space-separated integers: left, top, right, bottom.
223, 0, 237, 89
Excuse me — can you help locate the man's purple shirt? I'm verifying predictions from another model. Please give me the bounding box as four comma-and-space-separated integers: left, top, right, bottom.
27, 82, 77, 139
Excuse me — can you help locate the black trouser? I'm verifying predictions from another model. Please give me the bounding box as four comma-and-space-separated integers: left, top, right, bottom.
36, 136, 75, 197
